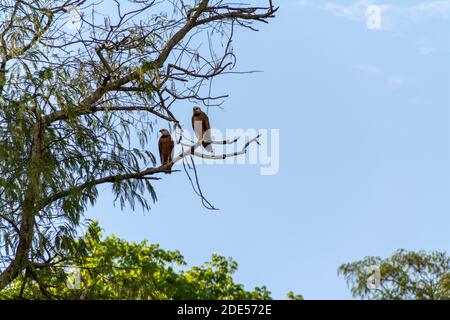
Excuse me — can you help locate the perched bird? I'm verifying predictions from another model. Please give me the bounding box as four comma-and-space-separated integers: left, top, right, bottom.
158, 129, 174, 172
192, 106, 212, 152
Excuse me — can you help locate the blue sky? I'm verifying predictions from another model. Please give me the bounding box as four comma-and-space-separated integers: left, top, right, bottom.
87, 0, 450, 299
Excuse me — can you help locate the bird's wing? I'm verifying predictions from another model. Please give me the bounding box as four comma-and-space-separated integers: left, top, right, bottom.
169, 139, 174, 161
158, 138, 165, 164
201, 112, 211, 132
201, 112, 211, 141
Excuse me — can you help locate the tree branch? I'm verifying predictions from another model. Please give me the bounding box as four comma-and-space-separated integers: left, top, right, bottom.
39, 135, 260, 210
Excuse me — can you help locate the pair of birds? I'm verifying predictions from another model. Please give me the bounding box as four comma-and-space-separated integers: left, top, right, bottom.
158, 106, 212, 172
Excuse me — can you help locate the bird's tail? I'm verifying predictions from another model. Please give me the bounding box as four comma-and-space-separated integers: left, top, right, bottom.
163, 162, 173, 174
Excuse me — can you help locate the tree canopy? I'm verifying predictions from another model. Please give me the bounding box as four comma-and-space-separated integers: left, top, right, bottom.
339, 249, 450, 300
0, 0, 277, 291
0, 222, 303, 300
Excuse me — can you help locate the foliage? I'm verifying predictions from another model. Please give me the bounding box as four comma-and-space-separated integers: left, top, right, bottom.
0, 222, 279, 300
339, 249, 450, 300
286, 291, 304, 300
0, 0, 277, 290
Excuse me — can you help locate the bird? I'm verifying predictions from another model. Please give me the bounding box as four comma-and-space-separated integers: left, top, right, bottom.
192, 106, 212, 152
158, 129, 174, 173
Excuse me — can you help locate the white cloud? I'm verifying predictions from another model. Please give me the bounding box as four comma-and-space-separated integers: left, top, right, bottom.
418, 46, 437, 55
409, 1, 450, 18
387, 74, 405, 90
321, 0, 369, 20
352, 64, 406, 90
321, 0, 391, 20
352, 64, 384, 74
296, 0, 310, 8
320, 0, 450, 26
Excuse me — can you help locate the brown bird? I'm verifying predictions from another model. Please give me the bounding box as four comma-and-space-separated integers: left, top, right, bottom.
158, 129, 174, 173
192, 106, 212, 152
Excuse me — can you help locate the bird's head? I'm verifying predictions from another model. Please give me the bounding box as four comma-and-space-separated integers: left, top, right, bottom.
159, 129, 170, 136
193, 106, 202, 115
